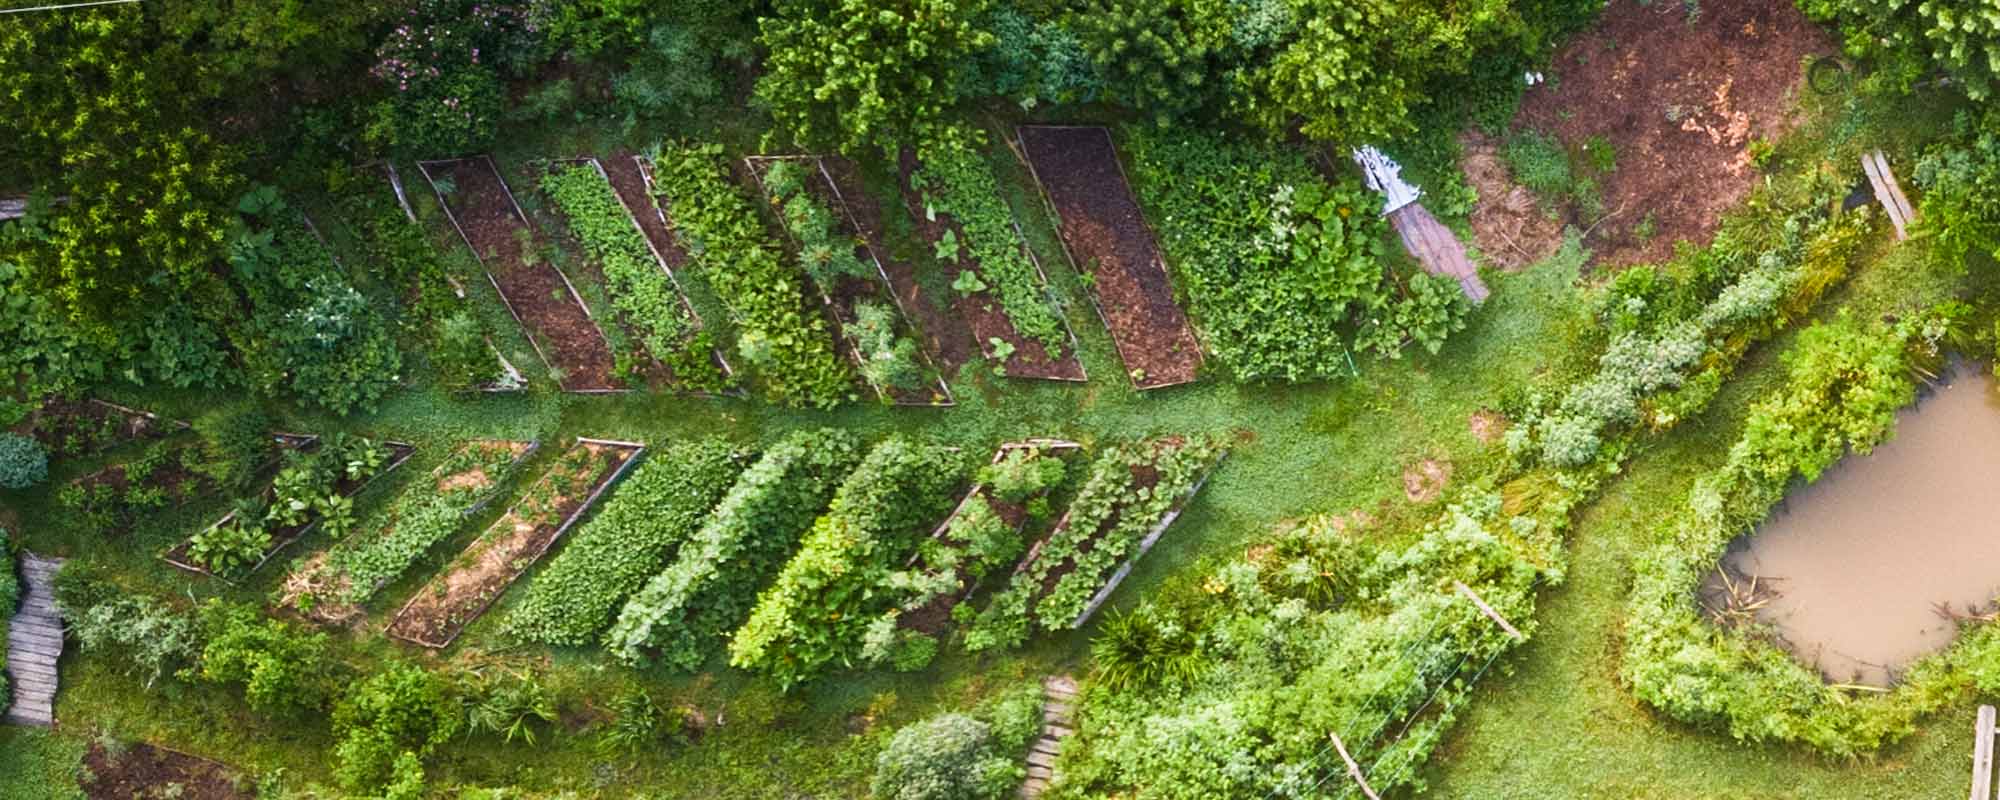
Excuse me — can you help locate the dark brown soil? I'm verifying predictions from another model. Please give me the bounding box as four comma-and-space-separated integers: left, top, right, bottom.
70, 450, 209, 537
426, 157, 619, 391
20, 398, 179, 459
1017, 126, 1201, 388
895, 149, 1087, 381
822, 155, 980, 375
1500, 0, 1833, 268
529, 157, 671, 389
81, 741, 248, 800
1461, 131, 1568, 270
387, 441, 638, 648
604, 152, 694, 272
901, 445, 1081, 636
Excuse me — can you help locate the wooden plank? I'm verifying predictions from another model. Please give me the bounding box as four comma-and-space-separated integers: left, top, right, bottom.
1330, 732, 1382, 800
1973, 705, 1995, 800
1862, 151, 1911, 241
1454, 580, 1525, 640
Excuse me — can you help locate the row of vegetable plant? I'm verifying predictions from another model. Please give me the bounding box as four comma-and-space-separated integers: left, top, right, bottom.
538, 161, 729, 393
727, 437, 968, 687
278, 439, 536, 625
605, 428, 864, 668
1124, 128, 1470, 382
167, 433, 408, 580
507, 438, 749, 646
647, 143, 854, 408
965, 435, 1225, 652
893, 442, 1076, 638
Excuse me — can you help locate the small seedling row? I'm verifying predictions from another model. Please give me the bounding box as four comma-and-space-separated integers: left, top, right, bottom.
896, 149, 1087, 382
417, 156, 623, 393
386, 437, 645, 649
744, 155, 955, 407
163, 437, 418, 579
899, 439, 1084, 636
1014, 125, 1204, 390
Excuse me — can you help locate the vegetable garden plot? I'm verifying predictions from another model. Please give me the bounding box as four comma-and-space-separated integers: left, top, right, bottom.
418, 156, 621, 392
16, 397, 185, 459
897, 439, 1083, 637
164, 437, 416, 580
387, 438, 643, 649
537, 157, 733, 394
967, 436, 1225, 650
900, 138, 1086, 381
819, 154, 979, 374
278, 439, 538, 626
59, 439, 216, 538
744, 155, 954, 406
1015, 126, 1203, 390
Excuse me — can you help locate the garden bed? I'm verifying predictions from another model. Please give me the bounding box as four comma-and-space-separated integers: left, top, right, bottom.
1015, 125, 1202, 389
418, 156, 621, 392
897, 147, 1086, 381
744, 155, 954, 406
162, 437, 416, 579
387, 437, 643, 649
17, 397, 185, 459
80, 740, 248, 800
279, 438, 539, 626
899, 439, 1083, 636
820, 154, 979, 374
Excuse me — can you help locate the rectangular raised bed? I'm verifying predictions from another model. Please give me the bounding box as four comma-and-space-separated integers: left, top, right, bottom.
896, 148, 1086, 382
818, 155, 983, 376
538, 156, 735, 393
418, 156, 622, 393
386, 437, 645, 649
899, 439, 1084, 636
1015, 126, 1204, 390
744, 155, 955, 406
163, 436, 418, 579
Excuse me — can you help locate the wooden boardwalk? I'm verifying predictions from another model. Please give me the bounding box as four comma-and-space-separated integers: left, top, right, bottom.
1862, 149, 1916, 241
5, 554, 65, 727
1020, 675, 1078, 798
1388, 203, 1490, 303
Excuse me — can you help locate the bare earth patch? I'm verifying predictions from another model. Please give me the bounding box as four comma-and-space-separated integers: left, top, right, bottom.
1469, 409, 1509, 445
1462, 132, 1567, 270
1404, 459, 1453, 503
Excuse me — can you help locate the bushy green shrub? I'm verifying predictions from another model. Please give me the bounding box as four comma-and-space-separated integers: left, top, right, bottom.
755, 0, 995, 153
978, 447, 1066, 504
191, 405, 274, 493
57, 586, 201, 690
333, 664, 464, 794
468, 671, 557, 745
190, 601, 332, 716
1914, 109, 2000, 269
0, 433, 47, 489
844, 301, 925, 393
870, 713, 1018, 800
1800, 0, 2000, 100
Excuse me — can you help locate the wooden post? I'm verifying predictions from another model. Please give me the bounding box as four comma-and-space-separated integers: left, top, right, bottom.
1972, 704, 1994, 800
1329, 732, 1381, 800
1455, 580, 1524, 641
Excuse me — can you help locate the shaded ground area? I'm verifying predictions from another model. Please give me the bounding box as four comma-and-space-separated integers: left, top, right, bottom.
82, 741, 248, 800
1469, 0, 1833, 269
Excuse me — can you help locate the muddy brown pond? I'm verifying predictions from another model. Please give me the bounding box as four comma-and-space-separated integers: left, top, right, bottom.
1710, 363, 2000, 687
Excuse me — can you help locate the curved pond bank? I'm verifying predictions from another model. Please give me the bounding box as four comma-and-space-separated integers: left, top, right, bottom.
1713, 363, 2000, 687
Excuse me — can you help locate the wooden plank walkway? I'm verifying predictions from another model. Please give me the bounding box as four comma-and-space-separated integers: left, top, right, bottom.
1973, 704, 1995, 800
1862, 149, 1916, 241
5, 554, 65, 727
1020, 675, 1078, 798
1388, 203, 1489, 303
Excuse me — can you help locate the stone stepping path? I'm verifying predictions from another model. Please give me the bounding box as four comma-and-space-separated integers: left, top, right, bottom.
1020, 675, 1078, 798
5, 553, 65, 727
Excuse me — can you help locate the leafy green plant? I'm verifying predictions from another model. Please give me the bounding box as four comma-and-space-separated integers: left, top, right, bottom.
468, 671, 557, 746
333, 663, 463, 794
0, 433, 47, 489
870, 713, 1020, 800
911, 126, 1068, 355
189, 516, 272, 578
189, 601, 331, 716
755, 0, 995, 153
845, 301, 926, 393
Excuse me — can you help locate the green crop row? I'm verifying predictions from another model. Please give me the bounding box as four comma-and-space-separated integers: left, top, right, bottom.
911, 126, 1068, 355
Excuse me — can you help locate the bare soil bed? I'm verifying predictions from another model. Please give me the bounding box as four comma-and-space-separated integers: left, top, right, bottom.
744, 155, 952, 405
387, 438, 641, 648
895, 149, 1087, 381
164, 440, 416, 578
421, 157, 620, 391
1485, 0, 1833, 268
821, 155, 979, 374
1016, 126, 1201, 389
81, 741, 248, 800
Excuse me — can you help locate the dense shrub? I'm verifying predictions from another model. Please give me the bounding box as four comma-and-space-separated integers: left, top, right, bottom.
1914, 109, 2000, 270
509, 439, 748, 646
362, 0, 550, 156
56, 584, 201, 690
871, 714, 1019, 800
729, 437, 967, 686
1801, 0, 2000, 100
0, 433, 48, 489
190, 601, 332, 716
333, 664, 464, 794
756, 0, 996, 153
606, 429, 864, 668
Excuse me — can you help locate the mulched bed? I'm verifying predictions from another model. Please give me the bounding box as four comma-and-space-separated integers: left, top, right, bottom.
1016, 126, 1202, 389
420, 156, 620, 392
17, 398, 183, 459
81, 741, 249, 800
895, 149, 1087, 381
744, 155, 954, 405
387, 438, 642, 649
163, 439, 416, 579
531, 157, 676, 389
1498, 0, 1834, 268
820, 155, 979, 375
901, 440, 1083, 636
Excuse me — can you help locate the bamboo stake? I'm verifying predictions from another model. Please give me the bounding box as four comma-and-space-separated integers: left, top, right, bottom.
1329, 732, 1382, 800
1454, 580, 1524, 641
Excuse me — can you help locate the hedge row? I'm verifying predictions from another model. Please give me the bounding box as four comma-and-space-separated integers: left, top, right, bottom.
507, 439, 749, 647
605, 428, 863, 669
728, 437, 968, 687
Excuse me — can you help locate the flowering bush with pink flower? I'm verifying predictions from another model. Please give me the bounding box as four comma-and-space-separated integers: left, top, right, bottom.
363, 0, 554, 155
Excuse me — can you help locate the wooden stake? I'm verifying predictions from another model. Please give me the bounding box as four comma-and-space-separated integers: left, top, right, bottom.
1972, 704, 1994, 800
1329, 732, 1381, 800
1454, 580, 1524, 641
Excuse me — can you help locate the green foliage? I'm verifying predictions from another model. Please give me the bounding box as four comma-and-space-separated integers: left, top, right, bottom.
468, 671, 557, 746
978, 447, 1066, 504
870, 713, 1019, 800
1069, 0, 1234, 123
333, 664, 464, 794
1800, 0, 2000, 100
0, 529, 15, 622
910, 126, 1069, 355
964, 6, 1103, 107
189, 601, 331, 716
1914, 109, 2000, 269
755, 0, 996, 154
648, 143, 854, 408
598, 688, 693, 754
1502, 130, 1574, 203
362, 0, 548, 156
607, 429, 864, 669
729, 437, 967, 687
845, 301, 927, 393
760, 160, 874, 290
509, 439, 748, 646
188, 515, 272, 578
0, 434, 48, 490
540, 163, 728, 392
57, 587, 201, 690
